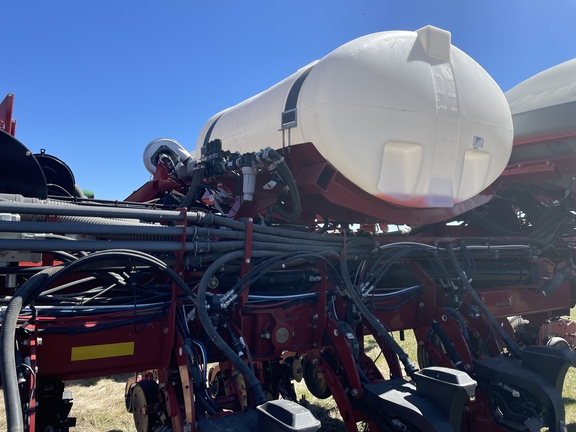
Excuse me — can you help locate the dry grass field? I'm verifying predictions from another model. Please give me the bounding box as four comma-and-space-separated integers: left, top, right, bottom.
1, 322, 576, 432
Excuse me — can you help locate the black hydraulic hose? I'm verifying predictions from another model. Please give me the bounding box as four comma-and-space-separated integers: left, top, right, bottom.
252, 222, 349, 243
2, 295, 26, 432
446, 243, 522, 359
366, 246, 418, 288
430, 321, 464, 371
466, 210, 528, 237
0, 239, 245, 253
228, 252, 308, 294
195, 211, 346, 243
251, 231, 343, 247
443, 307, 470, 343
202, 227, 336, 247
0, 238, 352, 256
52, 250, 80, 262
339, 256, 419, 379
368, 287, 423, 312
268, 151, 301, 222
180, 166, 206, 210
0, 195, 354, 246
38, 250, 197, 302
1, 266, 62, 432
0, 249, 196, 432
197, 391, 218, 416
229, 251, 339, 299
196, 251, 268, 406
0, 219, 343, 250
251, 241, 341, 253
467, 206, 569, 243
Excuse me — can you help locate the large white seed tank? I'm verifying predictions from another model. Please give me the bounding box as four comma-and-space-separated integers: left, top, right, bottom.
196, 26, 513, 209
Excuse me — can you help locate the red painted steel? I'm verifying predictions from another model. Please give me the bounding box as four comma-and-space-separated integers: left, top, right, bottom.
0, 93, 15, 135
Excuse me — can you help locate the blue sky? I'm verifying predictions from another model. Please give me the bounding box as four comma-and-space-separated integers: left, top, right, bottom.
2, 0, 576, 200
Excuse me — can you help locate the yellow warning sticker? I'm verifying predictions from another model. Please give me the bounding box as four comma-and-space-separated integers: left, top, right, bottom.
71, 342, 135, 361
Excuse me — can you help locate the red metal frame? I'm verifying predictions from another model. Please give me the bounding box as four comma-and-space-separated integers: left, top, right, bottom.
228, 143, 495, 225
513, 130, 576, 148
33, 308, 171, 380
0, 93, 16, 136
3, 93, 576, 432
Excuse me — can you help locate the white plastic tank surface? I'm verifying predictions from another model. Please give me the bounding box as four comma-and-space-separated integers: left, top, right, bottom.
196, 26, 513, 208
506, 58, 576, 140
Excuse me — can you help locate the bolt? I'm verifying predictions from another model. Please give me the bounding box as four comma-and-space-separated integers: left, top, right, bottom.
419, 302, 425, 308
312, 343, 317, 348
441, 315, 448, 322
333, 329, 339, 336
245, 259, 251, 264
179, 347, 183, 356
312, 358, 319, 365
312, 313, 319, 320
163, 327, 169, 334
418, 340, 425, 346
464, 364, 471, 371
351, 389, 359, 397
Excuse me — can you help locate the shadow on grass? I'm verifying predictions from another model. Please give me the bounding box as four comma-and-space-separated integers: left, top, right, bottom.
67, 373, 133, 387
298, 395, 346, 432
568, 423, 576, 432
306, 404, 346, 432
364, 337, 378, 352
565, 397, 576, 406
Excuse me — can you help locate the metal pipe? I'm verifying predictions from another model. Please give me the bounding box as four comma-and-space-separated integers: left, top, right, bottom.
0, 220, 182, 236
0, 200, 191, 222
0, 239, 243, 252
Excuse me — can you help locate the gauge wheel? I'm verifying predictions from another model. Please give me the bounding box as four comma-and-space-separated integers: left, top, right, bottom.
132, 380, 161, 432
303, 359, 332, 400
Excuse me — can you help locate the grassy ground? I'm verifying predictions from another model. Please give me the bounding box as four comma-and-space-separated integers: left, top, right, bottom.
1, 323, 575, 431
0, 376, 135, 432
564, 365, 576, 430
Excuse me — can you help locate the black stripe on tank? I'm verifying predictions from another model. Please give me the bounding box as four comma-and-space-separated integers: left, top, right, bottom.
203, 113, 225, 147
282, 64, 315, 127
